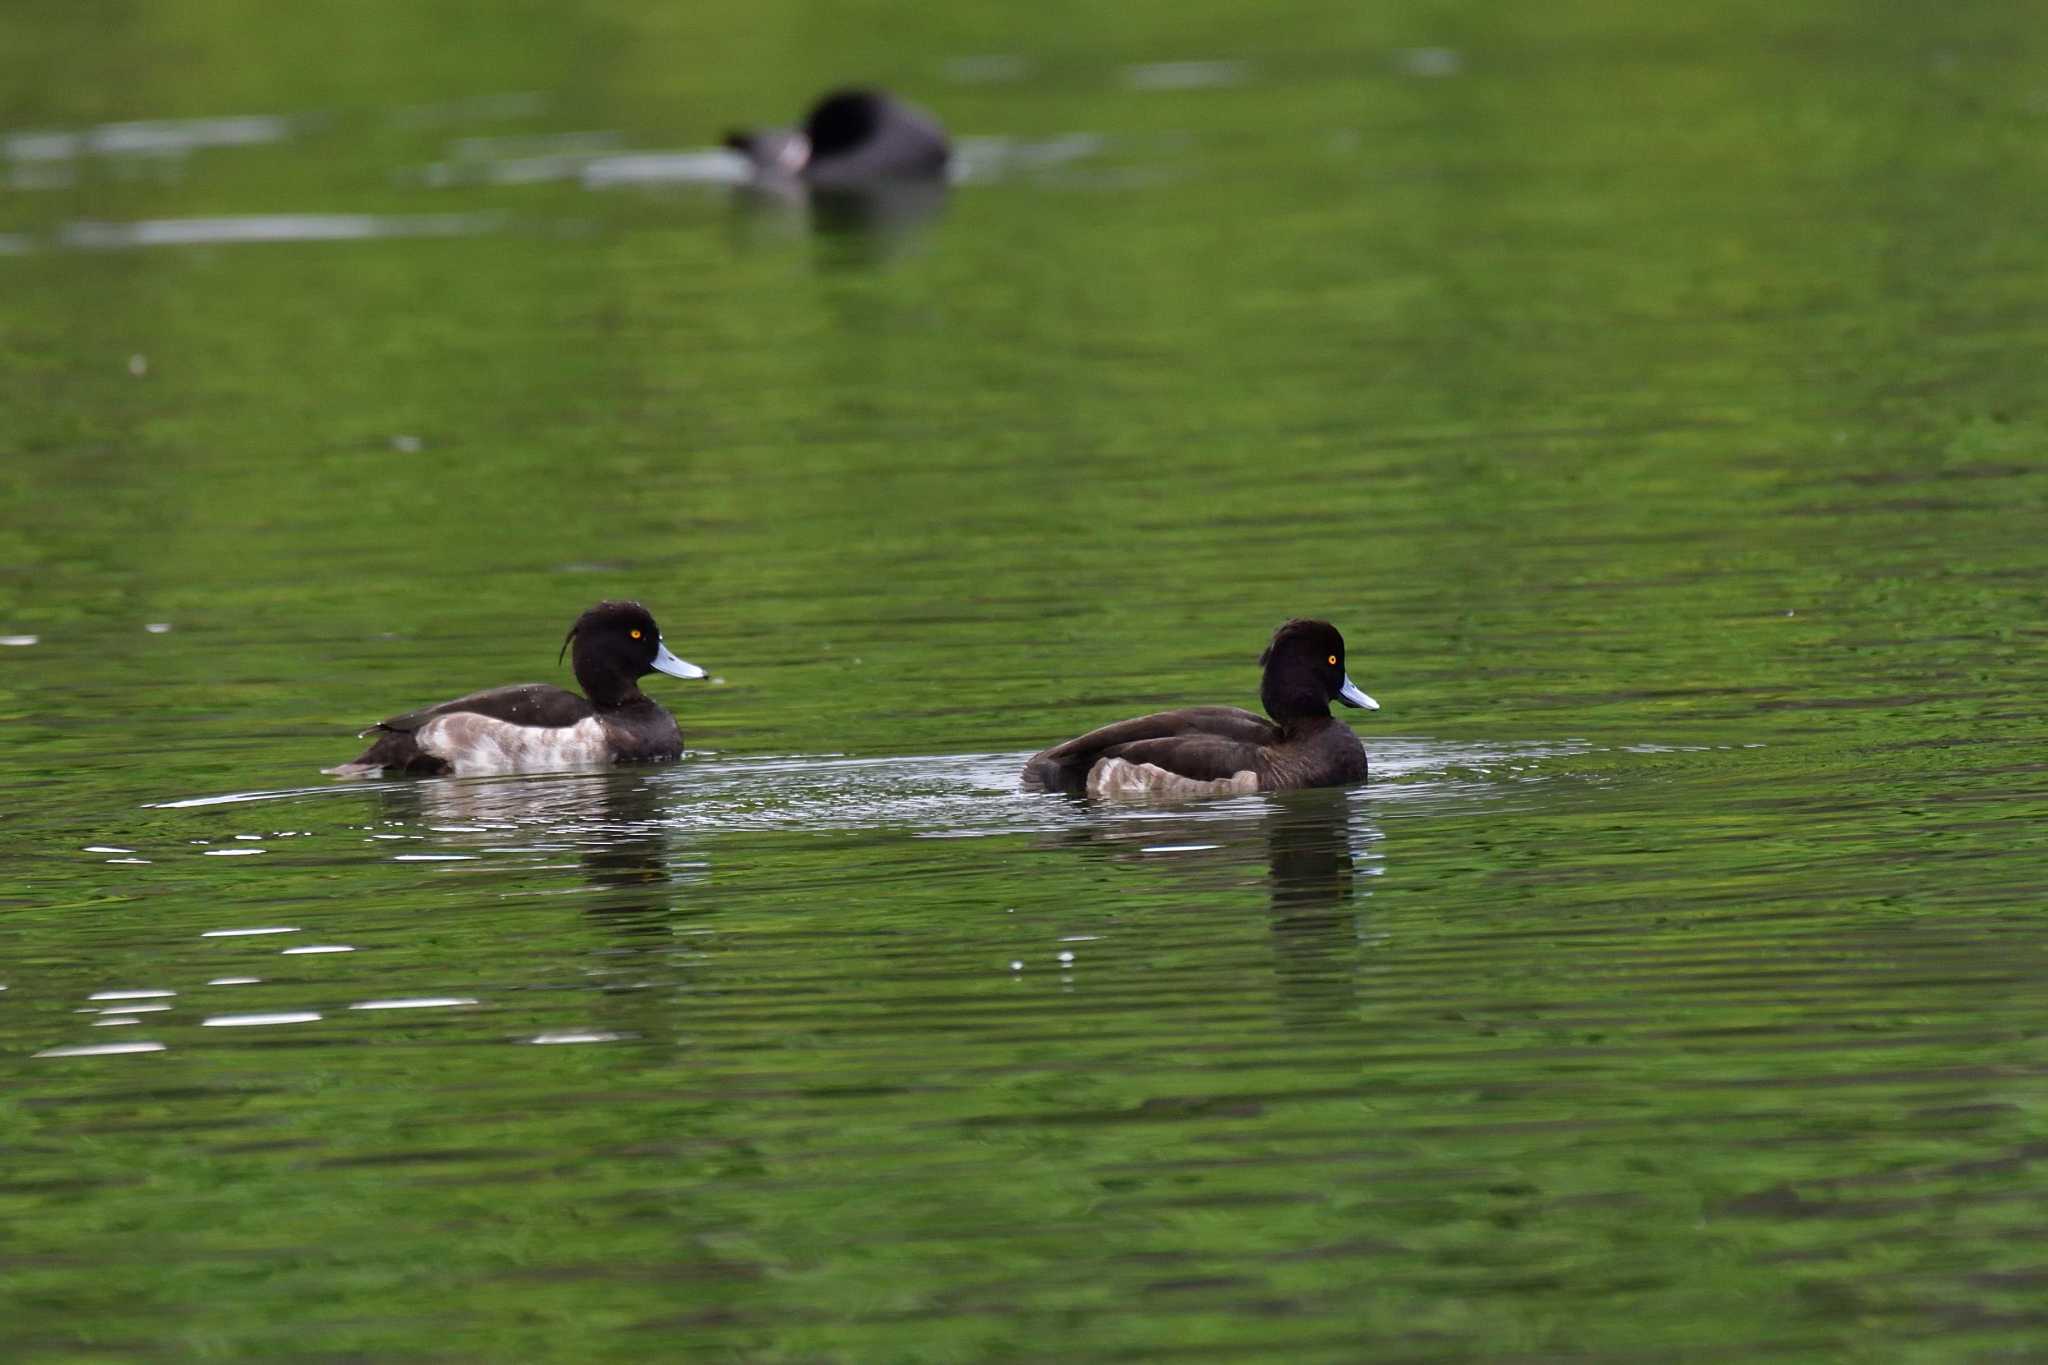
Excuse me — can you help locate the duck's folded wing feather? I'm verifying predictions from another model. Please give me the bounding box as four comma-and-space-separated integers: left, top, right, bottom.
1023, 706, 1276, 790
1101, 734, 1267, 783
1041, 706, 1274, 757
372, 684, 593, 735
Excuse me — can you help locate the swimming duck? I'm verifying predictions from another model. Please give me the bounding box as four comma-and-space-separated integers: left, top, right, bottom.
725, 88, 950, 185
324, 601, 706, 778
1021, 619, 1379, 799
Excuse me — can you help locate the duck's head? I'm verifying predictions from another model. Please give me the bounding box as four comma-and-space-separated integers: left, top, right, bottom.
559, 600, 705, 705
803, 89, 887, 160
724, 90, 900, 179
1258, 618, 1378, 721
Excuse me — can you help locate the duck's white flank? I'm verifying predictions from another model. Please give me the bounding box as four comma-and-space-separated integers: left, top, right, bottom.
416, 713, 610, 775
1086, 757, 1259, 801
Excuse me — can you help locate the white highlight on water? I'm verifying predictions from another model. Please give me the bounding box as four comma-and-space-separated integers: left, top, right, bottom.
35, 1041, 167, 1058
1123, 60, 1252, 90
349, 997, 477, 1011
59, 213, 501, 251
4, 115, 293, 162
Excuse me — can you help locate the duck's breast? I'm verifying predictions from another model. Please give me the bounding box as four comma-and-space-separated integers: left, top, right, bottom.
1261, 728, 1369, 791
597, 707, 683, 763
414, 713, 612, 775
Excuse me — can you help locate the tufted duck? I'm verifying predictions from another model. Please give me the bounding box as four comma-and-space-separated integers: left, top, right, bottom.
725, 88, 950, 186
324, 601, 706, 778
1021, 619, 1379, 799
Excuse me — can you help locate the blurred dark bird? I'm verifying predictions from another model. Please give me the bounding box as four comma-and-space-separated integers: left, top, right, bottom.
725, 88, 951, 186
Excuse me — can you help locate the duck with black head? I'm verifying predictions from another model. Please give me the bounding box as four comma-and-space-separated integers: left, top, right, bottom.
725, 88, 951, 186
1021, 619, 1380, 800
324, 601, 706, 778
724, 89, 953, 240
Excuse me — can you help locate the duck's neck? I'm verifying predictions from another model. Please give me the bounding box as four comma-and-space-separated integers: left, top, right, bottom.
575, 664, 648, 711
1262, 675, 1332, 731
1272, 711, 1339, 740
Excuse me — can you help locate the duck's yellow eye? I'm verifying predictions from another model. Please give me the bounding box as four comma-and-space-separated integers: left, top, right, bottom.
630, 629, 643, 640
1328, 654, 1338, 666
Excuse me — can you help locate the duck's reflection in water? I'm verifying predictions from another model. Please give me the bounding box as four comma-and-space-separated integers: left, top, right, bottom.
372, 771, 713, 1041
1033, 788, 1381, 1024
1260, 790, 1372, 1017
374, 770, 697, 931
729, 176, 950, 264
571, 777, 677, 929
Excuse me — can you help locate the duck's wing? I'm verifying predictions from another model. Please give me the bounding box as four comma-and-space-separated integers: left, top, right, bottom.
1099, 733, 1266, 780
371, 684, 593, 735
328, 685, 601, 778
1022, 707, 1276, 792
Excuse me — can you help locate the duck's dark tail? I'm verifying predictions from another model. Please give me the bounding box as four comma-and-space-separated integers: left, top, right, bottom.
1020, 751, 1088, 795
322, 727, 451, 778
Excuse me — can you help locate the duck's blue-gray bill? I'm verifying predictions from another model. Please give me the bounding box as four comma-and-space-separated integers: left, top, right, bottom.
1338, 677, 1379, 710
652, 640, 707, 679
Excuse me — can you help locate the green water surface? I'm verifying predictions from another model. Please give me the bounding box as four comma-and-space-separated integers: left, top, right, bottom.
4, 2, 2047, 1360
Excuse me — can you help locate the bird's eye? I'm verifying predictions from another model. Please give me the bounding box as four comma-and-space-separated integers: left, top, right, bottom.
1327, 654, 1338, 666
630, 629, 643, 640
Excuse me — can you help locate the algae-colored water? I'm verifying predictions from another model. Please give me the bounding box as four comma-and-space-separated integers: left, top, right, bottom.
4, 2, 2047, 1359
